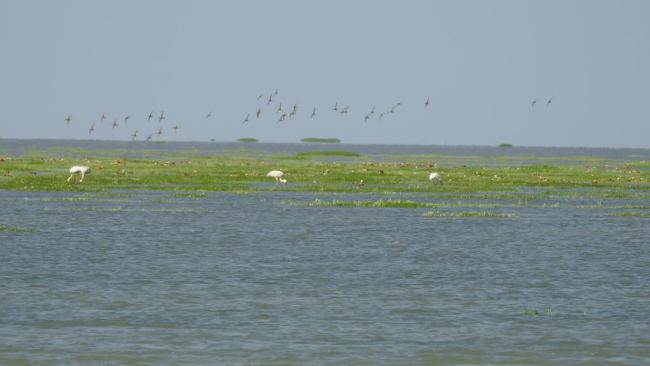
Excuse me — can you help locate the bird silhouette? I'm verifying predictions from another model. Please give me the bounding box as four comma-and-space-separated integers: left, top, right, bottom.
531, 99, 537, 109
131, 130, 138, 140
243, 114, 250, 123
256, 108, 262, 119
173, 125, 179, 133
206, 111, 212, 119
147, 111, 154, 121
64, 115, 72, 125
332, 102, 338, 111
156, 127, 163, 137
100, 113, 107, 122
88, 123, 96, 134
546, 97, 553, 107
158, 111, 166, 122
425, 97, 431, 108
112, 119, 119, 129
124, 115, 130, 124
310, 107, 317, 118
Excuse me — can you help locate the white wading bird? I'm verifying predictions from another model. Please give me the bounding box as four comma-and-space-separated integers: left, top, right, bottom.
266, 170, 286, 184
67, 166, 91, 183
429, 172, 442, 185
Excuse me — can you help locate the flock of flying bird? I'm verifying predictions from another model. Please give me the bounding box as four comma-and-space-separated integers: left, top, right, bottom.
63, 90, 553, 141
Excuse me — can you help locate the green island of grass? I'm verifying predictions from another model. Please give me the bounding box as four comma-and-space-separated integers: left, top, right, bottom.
237, 138, 259, 143
499, 143, 513, 148
301, 138, 341, 143
0, 146, 648, 214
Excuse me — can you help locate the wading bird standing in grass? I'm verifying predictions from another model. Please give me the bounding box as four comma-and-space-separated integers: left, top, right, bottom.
429, 172, 442, 185
266, 170, 285, 184
66, 166, 91, 183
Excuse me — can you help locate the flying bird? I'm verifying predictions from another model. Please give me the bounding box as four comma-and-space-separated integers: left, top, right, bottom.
206, 111, 212, 119
88, 123, 96, 134
531, 99, 537, 109
257, 94, 264, 100
64, 115, 72, 125
147, 111, 154, 121
425, 97, 431, 108
100, 113, 107, 122
123, 115, 130, 124
310, 107, 316, 118
146, 134, 153, 141
131, 130, 138, 140
158, 111, 166, 122
112, 119, 119, 129
256, 108, 262, 119
156, 127, 163, 137
173, 125, 179, 133
332, 102, 338, 111
243, 114, 250, 123
546, 97, 553, 107
267, 94, 273, 104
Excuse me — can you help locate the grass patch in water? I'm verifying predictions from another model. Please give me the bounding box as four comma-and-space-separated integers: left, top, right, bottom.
609, 212, 650, 218
237, 138, 259, 143
423, 211, 515, 218
298, 199, 505, 209
301, 138, 341, 143
499, 143, 513, 148
294, 150, 361, 159
0, 224, 34, 232
173, 192, 208, 199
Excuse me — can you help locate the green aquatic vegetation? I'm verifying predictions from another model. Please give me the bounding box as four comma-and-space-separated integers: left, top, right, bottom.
294, 150, 361, 159
296, 198, 506, 209
301, 138, 341, 143
522, 307, 552, 316
173, 192, 209, 199
609, 212, 650, 218
499, 143, 513, 148
237, 138, 259, 143
0, 224, 34, 233
423, 211, 516, 218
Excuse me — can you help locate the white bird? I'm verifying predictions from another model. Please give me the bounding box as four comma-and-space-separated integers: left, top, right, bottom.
67, 166, 91, 183
429, 172, 442, 185
266, 170, 285, 184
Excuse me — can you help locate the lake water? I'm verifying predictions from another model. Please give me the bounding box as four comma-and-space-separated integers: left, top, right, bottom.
1, 139, 649, 365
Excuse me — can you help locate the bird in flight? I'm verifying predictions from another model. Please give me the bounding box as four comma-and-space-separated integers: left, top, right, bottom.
277, 103, 283, 114
156, 127, 163, 137
531, 99, 537, 109
242, 114, 250, 123
131, 130, 138, 140
277, 113, 287, 123
147, 111, 154, 121
124, 115, 130, 124
88, 123, 95, 134
158, 111, 166, 122
310, 107, 316, 118
206, 111, 212, 119
364, 114, 370, 122
267, 94, 273, 104
257, 93, 264, 100
256, 107, 262, 119
425, 97, 431, 108
112, 119, 119, 129
546, 97, 553, 107
64, 115, 72, 125
100, 113, 107, 122
332, 102, 338, 111
173, 125, 179, 133
146, 134, 152, 141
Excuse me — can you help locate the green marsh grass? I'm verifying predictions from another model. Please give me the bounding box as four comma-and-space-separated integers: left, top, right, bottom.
237, 138, 259, 143
423, 211, 516, 218
0, 224, 34, 232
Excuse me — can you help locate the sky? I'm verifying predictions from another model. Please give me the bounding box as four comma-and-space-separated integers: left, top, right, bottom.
1, 0, 649, 148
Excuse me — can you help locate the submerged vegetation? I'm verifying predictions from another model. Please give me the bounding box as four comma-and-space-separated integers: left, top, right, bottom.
301, 138, 341, 143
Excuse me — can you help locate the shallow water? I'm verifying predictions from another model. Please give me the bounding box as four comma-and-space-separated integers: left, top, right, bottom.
1, 187, 649, 365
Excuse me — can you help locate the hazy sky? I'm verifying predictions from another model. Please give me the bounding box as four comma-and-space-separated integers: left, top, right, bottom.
1, 0, 649, 147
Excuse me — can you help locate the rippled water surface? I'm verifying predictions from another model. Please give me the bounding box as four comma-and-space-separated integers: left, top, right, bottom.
1, 140, 649, 365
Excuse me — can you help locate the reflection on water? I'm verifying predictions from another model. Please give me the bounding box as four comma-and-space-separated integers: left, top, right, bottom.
1, 189, 649, 365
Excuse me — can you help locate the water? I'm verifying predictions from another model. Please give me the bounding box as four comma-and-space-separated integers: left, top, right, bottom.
1, 140, 649, 365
